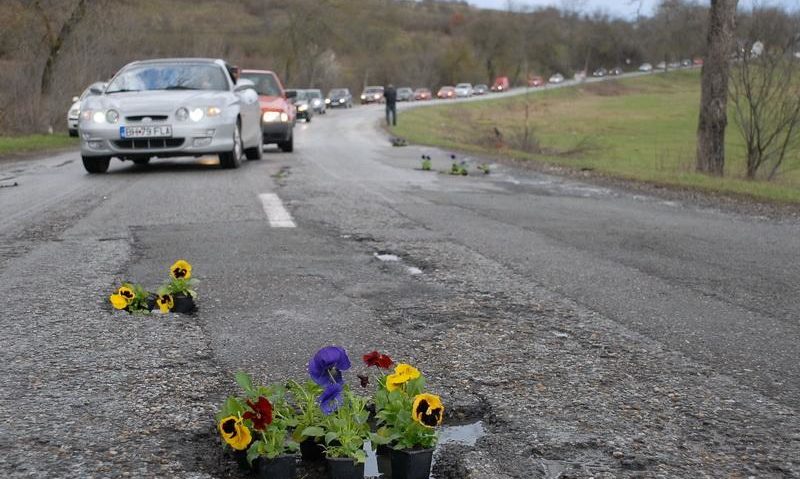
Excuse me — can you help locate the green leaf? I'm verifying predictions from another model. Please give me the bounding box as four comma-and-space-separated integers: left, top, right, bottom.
235, 371, 254, 393
325, 431, 339, 444
301, 426, 325, 438
246, 440, 262, 465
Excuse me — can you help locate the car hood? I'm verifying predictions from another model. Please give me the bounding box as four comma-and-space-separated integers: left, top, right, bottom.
85, 90, 231, 114
259, 96, 288, 111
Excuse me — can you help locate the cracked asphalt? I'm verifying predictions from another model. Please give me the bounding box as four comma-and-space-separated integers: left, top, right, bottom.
0, 97, 798, 478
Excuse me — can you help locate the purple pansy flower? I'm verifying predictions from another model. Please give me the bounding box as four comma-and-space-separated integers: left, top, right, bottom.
319, 383, 344, 415
308, 346, 351, 386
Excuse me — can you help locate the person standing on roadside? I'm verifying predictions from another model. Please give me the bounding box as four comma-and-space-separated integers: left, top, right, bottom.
384, 83, 397, 126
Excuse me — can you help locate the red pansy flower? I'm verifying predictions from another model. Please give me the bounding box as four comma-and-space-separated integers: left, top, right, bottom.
363, 351, 393, 369
243, 396, 273, 431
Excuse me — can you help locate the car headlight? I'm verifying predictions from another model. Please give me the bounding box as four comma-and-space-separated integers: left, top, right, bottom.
207, 106, 221, 117
360, 94, 366, 100
339, 98, 345, 103
69, 108, 80, 118
92, 111, 106, 123
106, 109, 119, 124
189, 107, 204, 122
325, 98, 331, 104
262, 111, 282, 122
298, 104, 308, 112
175, 107, 189, 121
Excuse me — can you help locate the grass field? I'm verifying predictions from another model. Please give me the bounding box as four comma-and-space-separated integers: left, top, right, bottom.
0, 134, 79, 157
392, 70, 800, 203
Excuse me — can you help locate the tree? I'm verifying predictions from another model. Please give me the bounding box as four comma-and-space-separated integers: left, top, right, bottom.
695, 0, 738, 176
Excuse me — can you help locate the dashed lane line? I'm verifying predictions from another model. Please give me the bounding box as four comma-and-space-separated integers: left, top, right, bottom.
258, 193, 296, 228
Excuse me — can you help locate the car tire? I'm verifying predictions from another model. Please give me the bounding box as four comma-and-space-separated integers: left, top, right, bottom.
68, 129, 78, 138
82, 156, 110, 174
245, 128, 263, 160
306, 115, 311, 123
132, 157, 150, 165
279, 132, 294, 152
219, 120, 243, 169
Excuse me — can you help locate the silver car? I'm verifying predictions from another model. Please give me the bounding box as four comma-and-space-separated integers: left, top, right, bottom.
67, 82, 105, 137
79, 58, 263, 173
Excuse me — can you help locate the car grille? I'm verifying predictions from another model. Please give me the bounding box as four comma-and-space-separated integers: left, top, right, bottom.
125, 115, 169, 122
112, 138, 184, 150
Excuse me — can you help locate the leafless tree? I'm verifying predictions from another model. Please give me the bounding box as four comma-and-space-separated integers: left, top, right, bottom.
696, 0, 738, 176
729, 38, 800, 179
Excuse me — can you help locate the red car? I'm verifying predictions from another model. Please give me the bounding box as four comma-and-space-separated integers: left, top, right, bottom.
437, 86, 456, 99
527, 75, 545, 87
491, 76, 510, 92
239, 69, 295, 152
693, 58, 704, 66
414, 88, 432, 100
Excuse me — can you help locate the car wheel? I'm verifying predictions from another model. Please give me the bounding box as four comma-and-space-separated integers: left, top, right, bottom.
68, 129, 78, 138
132, 157, 150, 165
219, 121, 243, 169
306, 115, 311, 123
245, 127, 264, 160
279, 132, 294, 152
82, 156, 110, 174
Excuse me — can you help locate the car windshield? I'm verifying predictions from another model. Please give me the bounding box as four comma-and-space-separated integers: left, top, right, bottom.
240, 73, 281, 96
330, 89, 347, 96
457, 84, 470, 88
307, 91, 322, 99
106, 63, 228, 93
289, 90, 309, 100
365, 88, 382, 94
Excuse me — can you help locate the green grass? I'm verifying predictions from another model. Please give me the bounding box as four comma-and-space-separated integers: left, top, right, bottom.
392, 70, 800, 204
0, 134, 79, 157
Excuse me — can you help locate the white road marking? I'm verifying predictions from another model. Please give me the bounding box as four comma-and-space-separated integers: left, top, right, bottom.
258, 193, 296, 228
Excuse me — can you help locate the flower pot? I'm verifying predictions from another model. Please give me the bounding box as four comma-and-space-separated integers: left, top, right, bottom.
171, 294, 196, 314
300, 437, 325, 462
145, 294, 157, 312
232, 449, 251, 471
326, 457, 364, 479
377, 444, 393, 479
391, 448, 434, 479
253, 454, 297, 479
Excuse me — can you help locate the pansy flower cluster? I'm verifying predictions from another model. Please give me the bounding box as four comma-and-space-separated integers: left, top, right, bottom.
216, 346, 444, 470
107, 260, 198, 314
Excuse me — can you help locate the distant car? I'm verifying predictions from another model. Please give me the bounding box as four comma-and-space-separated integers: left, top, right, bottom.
692, 58, 704, 66
67, 81, 106, 137
681, 59, 692, 67
527, 76, 544, 87
240, 69, 296, 152
414, 88, 432, 100
656, 61, 667, 70
286, 89, 313, 122
396, 87, 414, 102
548, 73, 565, 84
573, 70, 587, 81
437, 86, 456, 99
360, 86, 384, 104
592, 68, 608, 77
491, 76, 510, 92
474, 84, 488, 95
668, 62, 681, 69
455, 83, 473, 97
609, 67, 623, 76
79, 58, 263, 173
326, 88, 352, 108
639, 63, 653, 72
305, 89, 326, 115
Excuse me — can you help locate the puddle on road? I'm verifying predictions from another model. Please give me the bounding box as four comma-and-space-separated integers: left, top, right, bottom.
374, 252, 400, 262
407, 266, 423, 275
540, 459, 567, 479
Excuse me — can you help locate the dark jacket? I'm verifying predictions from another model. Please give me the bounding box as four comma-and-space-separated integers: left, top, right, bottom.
384, 86, 397, 107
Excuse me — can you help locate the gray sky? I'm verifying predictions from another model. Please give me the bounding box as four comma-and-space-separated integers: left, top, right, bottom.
468, 0, 799, 19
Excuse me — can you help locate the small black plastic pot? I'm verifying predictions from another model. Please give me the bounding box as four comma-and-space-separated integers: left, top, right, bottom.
300, 437, 325, 462
391, 448, 434, 479
145, 294, 157, 312
253, 454, 297, 479
231, 449, 251, 471
376, 444, 393, 479
171, 294, 196, 314
326, 457, 364, 479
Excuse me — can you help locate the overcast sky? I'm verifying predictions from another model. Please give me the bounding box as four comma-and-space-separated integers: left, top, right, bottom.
468, 0, 799, 19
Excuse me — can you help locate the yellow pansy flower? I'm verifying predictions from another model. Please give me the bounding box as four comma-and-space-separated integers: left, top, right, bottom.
117, 286, 135, 304
385, 363, 421, 391
218, 416, 252, 451
109, 294, 128, 310
170, 260, 192, 280
155, 294, 174, 313
412, 393, 444, 428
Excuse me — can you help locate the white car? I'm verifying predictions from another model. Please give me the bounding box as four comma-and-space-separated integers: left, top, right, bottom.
79, 58, 263, 173
639, 63, 653, 72
67, 82, 106, 137
548, 73, 565, 84
454, 83, 473, 97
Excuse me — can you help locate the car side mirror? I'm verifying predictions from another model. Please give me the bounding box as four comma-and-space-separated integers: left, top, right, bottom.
285, 90, 297, 99
89, 85, 104, 95
72, 96, 80, 103
234, 79, 255, 92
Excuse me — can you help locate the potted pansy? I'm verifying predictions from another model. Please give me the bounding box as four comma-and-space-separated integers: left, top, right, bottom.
374, 363, 444, 479
306, 346, 373, 479
157, 260, 198, 313
216, 372, 300, 478
108, 282, 153, 314
357, 351, 395, 476
287, 380, 326, 462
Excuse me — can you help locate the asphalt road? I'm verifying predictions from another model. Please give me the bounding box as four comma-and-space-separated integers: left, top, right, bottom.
1, 86, 798, 478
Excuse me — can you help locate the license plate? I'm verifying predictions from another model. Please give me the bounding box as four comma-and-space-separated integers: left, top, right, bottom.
120, 125, 172, 139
